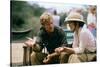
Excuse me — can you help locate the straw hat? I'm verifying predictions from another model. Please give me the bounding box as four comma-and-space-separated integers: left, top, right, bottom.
64, 12, 85, 24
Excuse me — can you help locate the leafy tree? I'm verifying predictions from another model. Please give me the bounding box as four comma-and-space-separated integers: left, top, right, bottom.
11, 1, 33, 31
31, 3, 45, 16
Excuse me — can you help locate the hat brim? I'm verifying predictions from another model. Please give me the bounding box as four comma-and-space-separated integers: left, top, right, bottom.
64, 19, 85, 24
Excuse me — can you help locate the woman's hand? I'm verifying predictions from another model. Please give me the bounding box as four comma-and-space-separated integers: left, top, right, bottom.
61, 47, 75, 54
55, 47, 64, 53
55, 47, 75, 54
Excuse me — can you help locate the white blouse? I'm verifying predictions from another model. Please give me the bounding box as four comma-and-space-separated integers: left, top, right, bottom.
72, 27, 96, 53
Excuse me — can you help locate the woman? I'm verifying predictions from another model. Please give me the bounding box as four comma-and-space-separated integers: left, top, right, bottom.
87, 6, 97, 39
55, 12, 96, 63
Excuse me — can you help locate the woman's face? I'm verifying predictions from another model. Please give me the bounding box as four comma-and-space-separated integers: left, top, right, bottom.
68, 22, 75, 32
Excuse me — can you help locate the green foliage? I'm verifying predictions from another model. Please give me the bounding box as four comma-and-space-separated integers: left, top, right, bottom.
11, 1, 34, 31
11, 1, 46, 41
11, 1, 45, 32
30, 3, 45, 16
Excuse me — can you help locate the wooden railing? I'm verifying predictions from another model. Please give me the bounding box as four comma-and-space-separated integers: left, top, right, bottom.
23, 45, 32, 66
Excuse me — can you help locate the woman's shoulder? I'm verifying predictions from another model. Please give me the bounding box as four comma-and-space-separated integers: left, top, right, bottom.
81, 27, 93, 37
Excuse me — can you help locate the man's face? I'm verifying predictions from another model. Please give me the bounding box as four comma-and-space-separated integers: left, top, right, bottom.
43, 22, 54, 33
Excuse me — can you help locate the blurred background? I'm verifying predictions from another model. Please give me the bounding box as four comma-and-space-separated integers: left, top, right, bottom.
11, 0, 91, 42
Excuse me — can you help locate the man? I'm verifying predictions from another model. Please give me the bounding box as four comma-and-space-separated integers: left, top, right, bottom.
25, 12, 68, 65
57, 12, 96, 63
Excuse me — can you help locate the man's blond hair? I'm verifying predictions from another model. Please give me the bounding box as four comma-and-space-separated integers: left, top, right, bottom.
40, 12, 53, 25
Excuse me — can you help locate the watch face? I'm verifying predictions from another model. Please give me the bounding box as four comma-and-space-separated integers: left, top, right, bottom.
10, 0, 97, 66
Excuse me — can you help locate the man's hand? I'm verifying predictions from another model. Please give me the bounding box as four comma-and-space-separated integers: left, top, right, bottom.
43, 54, 52, 64
24, 37, 37, 47
43, 52, 59, 64
24, 39, 34, 47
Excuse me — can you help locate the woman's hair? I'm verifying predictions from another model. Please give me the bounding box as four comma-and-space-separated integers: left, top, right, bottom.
74, 21, 85, 27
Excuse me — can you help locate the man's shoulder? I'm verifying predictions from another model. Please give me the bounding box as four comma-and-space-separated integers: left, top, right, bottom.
54, 26, 65, 34
54, 26, 62, 31
38, 27, 46, 35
